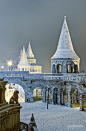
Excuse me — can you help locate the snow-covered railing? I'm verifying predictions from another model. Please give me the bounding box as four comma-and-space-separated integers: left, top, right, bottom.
44, 73, 86, 83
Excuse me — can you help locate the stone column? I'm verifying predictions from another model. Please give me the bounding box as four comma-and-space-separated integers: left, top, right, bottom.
62, 61, 67, 73
50, 90, 52, 103
78, 63, 80, 73
52, 88, 54, 104
30, 91, 33, 102
80, 94, 83, 111
55, 65, 57, 73
51, 63, 56, 73
68, 90, 71, 107
61, 91, 63, 105
26, 90, 33, 102
43, 89, 46, 103
58, 90, 61, 105
71, 92, 73, 107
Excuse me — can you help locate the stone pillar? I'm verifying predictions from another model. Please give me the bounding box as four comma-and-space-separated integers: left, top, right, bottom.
68, 90, 71, 107
71, 92, 73, 107
78, 63, 80, 73
62, 61, 67, 73
43, 89, 46, 102
61, 91, 63, 105
0, 80, 7, 104
55, 65, 57, 73
30, 91, 33, 102
51, 64, 56, 73
58, 90, 61, 105
26, 90, 33, 102
50, 91, 52, 103
52, 89, 54, 104
80, 94, 83, 111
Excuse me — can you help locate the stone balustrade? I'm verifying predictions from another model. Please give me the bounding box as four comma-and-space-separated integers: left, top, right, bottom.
0, 71, 86, 84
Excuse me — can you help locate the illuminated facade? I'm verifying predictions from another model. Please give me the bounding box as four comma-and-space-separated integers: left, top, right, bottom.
17, 42, 42, 73
0, 16, 86, 111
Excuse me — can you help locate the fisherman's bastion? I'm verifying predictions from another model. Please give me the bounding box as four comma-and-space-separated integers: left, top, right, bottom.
0, 16, 86, 131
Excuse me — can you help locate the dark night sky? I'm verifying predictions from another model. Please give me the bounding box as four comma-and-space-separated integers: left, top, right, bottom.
0, 0, 86, 73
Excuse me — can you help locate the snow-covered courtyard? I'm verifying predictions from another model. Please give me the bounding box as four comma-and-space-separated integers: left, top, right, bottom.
20, 101, 86, 131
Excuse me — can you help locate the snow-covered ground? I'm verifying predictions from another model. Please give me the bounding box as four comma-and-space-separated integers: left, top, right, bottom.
20, 101, 86, 131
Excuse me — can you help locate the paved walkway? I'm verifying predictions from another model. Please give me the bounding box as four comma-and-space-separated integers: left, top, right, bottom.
20, 101, 86, 131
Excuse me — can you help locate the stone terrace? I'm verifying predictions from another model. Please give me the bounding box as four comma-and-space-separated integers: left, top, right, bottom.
20, 101, 86, 131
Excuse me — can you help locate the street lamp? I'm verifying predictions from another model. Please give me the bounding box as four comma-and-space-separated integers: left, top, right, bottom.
47, 88, 49, 109
1, 66, 4, 71
7, 60, 13, 71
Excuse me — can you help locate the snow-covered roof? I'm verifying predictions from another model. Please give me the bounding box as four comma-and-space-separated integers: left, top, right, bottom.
27, 42, 34, 58
18, 46, 29, 66
51, 16, 80, 59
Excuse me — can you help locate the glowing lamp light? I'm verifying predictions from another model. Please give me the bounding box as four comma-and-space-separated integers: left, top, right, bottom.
7, 60, 13, 67
7, 60, 13, 71
1, 66, 4, 69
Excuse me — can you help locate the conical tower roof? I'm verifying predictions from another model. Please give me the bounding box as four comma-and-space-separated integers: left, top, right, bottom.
18, 46, 29, 66
27, 42, 34, 58
51, 16, 80, 59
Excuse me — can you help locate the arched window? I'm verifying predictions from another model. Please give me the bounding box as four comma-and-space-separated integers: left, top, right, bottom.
57, 64, 62, 73
67, 65, 71, 73
74, 65, 78, 73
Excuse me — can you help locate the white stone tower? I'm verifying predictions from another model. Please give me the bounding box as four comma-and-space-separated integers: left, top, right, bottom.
51, 16, 80, 73
17, 46, 29, 71
17, 43, 42, 73
27, 42, 34, 58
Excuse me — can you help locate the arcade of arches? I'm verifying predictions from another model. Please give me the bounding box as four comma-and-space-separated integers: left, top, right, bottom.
42, 82, 86, 111
4, 79, 86, 111
5, 83, 43, 103
52, 64, 78, 73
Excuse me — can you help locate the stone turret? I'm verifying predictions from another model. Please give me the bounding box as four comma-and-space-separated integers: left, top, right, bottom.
51, 16, 80, 73
17, 43, 42, 73
27, 42, 34, 58
17, 46, 29, 71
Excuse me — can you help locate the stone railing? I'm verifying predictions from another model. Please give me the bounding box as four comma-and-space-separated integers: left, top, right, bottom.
0, 71, 44, 80
44, 73, 86, 83
0, 71, 86, 83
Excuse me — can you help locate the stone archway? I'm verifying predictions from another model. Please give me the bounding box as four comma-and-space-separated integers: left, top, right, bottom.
71, 88, 80, 108
5, 83, 25, 103
33, 87, 43, 102
29, 80, 47, 103
4, 77, 27, 102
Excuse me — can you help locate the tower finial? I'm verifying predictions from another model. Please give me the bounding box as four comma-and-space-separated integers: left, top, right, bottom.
64, 16, 66, 20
